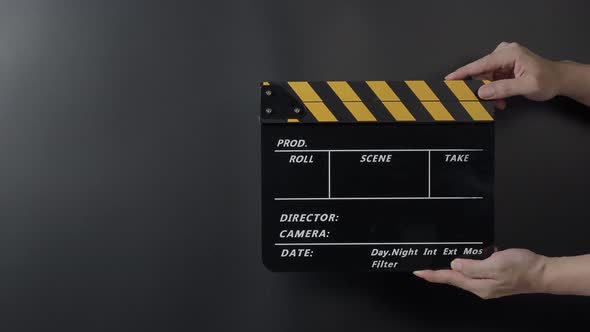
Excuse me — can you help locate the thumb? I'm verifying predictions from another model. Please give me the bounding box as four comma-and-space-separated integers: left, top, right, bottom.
451, 258, 496, 279
478, 78, 528, 100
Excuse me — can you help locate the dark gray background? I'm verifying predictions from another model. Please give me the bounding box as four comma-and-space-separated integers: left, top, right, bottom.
0, 0, 589, 331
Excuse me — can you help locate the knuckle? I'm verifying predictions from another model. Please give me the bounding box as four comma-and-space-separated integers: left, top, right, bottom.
508, 42, 527, 55
477, 289, 496, 300
479, 293, 492, 300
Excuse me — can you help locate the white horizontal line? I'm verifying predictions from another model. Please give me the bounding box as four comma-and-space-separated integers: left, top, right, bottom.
274, 196, 483, 201
274, 149, 483, 153
274, 242, 484, 246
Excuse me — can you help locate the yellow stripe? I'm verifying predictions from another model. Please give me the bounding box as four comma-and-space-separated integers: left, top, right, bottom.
406, 81, 455, 121
483, 80, 491, 84
304, 102, 337, 122
342, 102, 377, 121
287, 82, 337, 122
262, 81, 270, 86
327, 81, 362, 101
288, 82, 323, 102
445, 80, 478, 100
459, 101, 493, 121
405, 81, 453, 120
366, 81, 400, 101
405, 80, 439, 101
327, 81, 376, 121
366, 81, 414, 121
446, 81, 493, 120
382, 102, 415, 121
422, 102, 455, 121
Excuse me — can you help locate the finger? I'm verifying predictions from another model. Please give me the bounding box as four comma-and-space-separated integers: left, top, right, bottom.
451, 258, 497, 279
475, 76, 505, 109
413, 269, 484, 292
493, 99, 507, 110
478, 77, 528, 99
414, 270, 496, 299
465, 55, 506, 81
472, 73, 494, 81
445, 49, 516, 80
494, 41, 510, 52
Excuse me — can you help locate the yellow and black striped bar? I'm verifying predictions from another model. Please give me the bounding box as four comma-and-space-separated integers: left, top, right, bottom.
260, 80, 494, 123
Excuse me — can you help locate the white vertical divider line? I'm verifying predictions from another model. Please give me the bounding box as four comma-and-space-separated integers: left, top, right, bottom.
428, 150, 431, 198
328, 151, 331, 198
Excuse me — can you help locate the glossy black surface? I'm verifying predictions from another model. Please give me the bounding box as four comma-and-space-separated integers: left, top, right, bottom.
262, 123, 494, 271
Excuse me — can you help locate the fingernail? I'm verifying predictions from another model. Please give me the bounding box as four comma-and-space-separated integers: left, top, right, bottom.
413, 271, 425, 277
479, 85, 495, 99
444, 72, 454, 79
451, 259, 462, 271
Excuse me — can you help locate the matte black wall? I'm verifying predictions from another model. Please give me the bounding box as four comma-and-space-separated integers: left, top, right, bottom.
0, 1, 589, 331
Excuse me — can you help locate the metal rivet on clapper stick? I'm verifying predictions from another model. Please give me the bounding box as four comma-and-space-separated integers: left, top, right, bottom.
265, 107, 272, 114
293, 107, 301, 114
265, 90, 272, 96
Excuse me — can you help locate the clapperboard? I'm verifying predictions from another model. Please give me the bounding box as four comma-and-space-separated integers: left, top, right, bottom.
260, 80, 494, 271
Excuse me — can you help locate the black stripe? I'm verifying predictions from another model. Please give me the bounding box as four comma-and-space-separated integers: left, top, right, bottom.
348, 81, 394, 122
298, 111, 316, 123
280, 82, 317, 122
427, 80, 457, 101
482, 100, 495, 119
441, 101, 472, 122
464, 80, 495, 119
386, 81, 434, 121
309, 81, 356, 122
465, 80, 486, 98
279, 81, 299, 102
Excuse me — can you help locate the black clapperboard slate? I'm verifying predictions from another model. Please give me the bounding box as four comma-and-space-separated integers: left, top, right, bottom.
260, 80, 494, 271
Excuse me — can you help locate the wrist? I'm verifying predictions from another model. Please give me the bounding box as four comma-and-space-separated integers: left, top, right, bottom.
529, 254, 552, 294
554, 60, 590, 98
536, 255, 559, 294
554, 60, 574, 97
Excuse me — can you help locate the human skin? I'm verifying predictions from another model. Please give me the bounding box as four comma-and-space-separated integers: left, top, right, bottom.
414, 249, 590, 299
413, 43, 590, 299
445, 42, 590, 109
